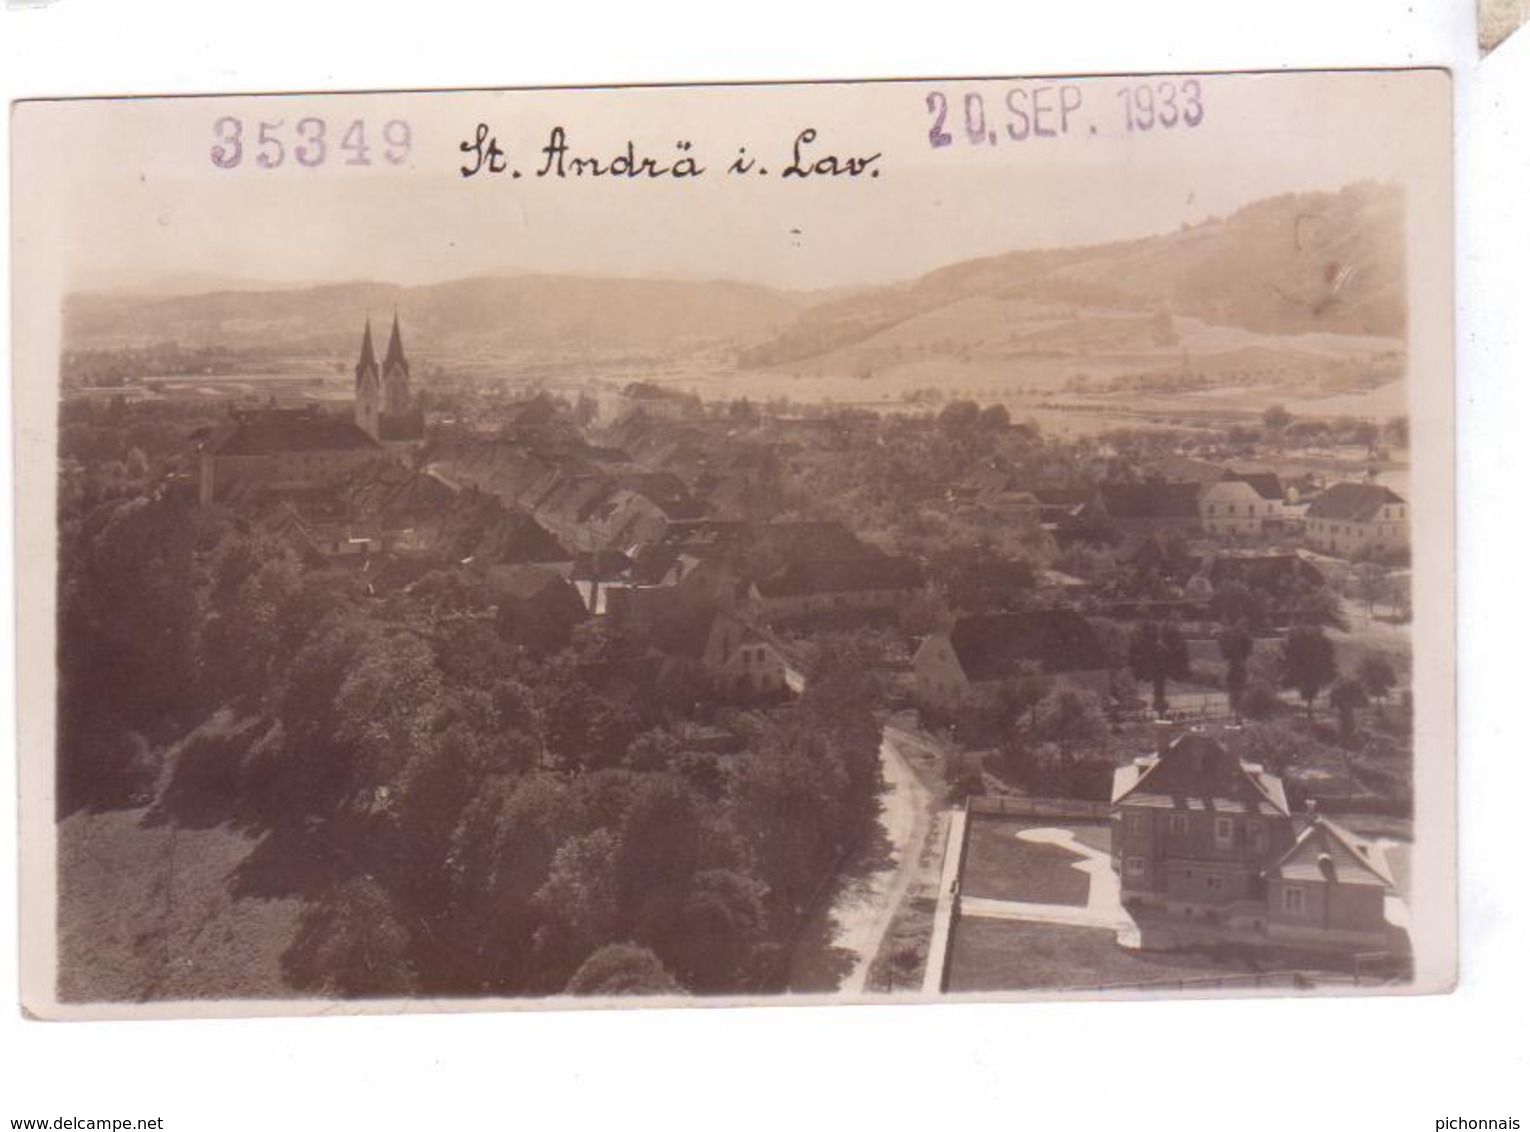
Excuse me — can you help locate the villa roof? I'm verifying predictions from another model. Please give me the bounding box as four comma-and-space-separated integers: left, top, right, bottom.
1112, 731, 1291, 816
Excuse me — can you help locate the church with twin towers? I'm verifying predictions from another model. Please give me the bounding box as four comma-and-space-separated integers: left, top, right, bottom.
354, 312, 426, 451
196, 313, 424, 505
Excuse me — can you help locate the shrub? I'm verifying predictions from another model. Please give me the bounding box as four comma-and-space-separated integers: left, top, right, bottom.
1238, 679, 1282, 720
564, 943, 682, 996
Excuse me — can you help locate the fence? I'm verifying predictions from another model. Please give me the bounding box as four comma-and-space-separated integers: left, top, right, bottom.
1068, 970, 1316, 994
926, 807, 969, 996
1069, 964, 1407, 994
966, 795, 1114, 821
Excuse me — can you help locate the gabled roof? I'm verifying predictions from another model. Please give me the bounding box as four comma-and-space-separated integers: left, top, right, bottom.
207, 407, 380, 456
613, 472, 705, 521
1305, 482, 1405, 522
484, 563, 576, 603
1269, 815, 1395, 889
654, 609, 725, 662
950, 559, 1037, 593
943, 610, 1110, 682
1112, 731, 1290, 816
651, 609, 768, 664
747, 521, 872, 569
1099, 478, 1202, 521
758, 555, 922, 598
506, 396, 560, 427
336, 460, 454, 527
411, 497, 569, 566
1205, 552, 1324, 592
1227, 470, 1284, 501
570, 549, 635, 581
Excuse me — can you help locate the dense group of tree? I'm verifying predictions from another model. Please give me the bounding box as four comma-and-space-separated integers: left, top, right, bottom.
57, 404, 885, 999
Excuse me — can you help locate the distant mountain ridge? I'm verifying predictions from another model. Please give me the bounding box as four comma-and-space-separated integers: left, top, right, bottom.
64, 275, 812, 355
64, 182, 1403, 369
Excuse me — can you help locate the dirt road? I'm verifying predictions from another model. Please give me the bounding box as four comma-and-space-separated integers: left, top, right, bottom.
784, 725, 937, 995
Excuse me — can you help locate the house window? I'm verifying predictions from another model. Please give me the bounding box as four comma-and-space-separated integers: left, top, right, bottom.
1125, 856, 1146, 877
1206, 875, 1223, 891
1126, 811, 1147, 835
1214, 817, 1235, 849
1281, 886, 1306, 914
1168, 813, 1189, 836
1249, 821, 1267, 854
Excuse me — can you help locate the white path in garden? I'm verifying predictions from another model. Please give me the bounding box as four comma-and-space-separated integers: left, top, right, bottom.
959, 826, 1142, 948
1371, 837, 1414, 934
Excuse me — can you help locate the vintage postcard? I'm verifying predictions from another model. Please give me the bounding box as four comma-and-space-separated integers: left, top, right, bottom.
11, 71, 1454, 1019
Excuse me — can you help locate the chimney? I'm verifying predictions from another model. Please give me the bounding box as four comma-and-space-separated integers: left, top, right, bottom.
1153, 717, 1174, 756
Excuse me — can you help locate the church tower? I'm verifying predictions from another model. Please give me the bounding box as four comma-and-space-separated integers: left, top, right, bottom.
381, 313, 412, 417
354, 318, 382, 439
353, 312, 424, 450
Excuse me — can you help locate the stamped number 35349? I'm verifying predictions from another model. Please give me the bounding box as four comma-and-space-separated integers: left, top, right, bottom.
210, 117, 412, 169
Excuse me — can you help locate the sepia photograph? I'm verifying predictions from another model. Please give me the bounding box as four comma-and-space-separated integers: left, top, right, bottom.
11, 69, 1455, 1018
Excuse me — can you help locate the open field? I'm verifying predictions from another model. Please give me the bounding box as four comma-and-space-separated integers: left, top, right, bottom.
946, 917, 1259, 992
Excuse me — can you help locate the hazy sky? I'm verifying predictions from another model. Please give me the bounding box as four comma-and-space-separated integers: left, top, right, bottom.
14, 70, 1449, 294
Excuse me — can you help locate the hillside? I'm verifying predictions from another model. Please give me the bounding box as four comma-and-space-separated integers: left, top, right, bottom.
738, 181, 1405, 371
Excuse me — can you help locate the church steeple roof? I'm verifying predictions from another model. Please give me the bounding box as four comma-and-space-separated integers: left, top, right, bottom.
356, 318, 378, 379
383, 312, 408, 372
